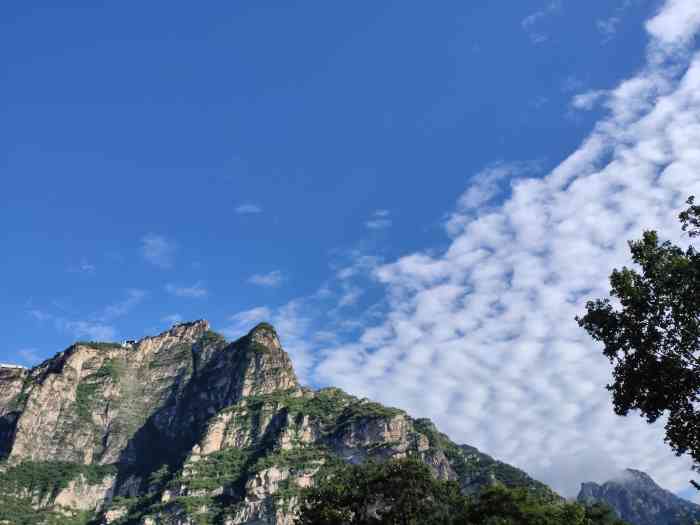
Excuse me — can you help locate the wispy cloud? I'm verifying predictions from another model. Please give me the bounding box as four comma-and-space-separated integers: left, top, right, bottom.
26, 289, 147, 342
28, 309, 52, 321
161, 313, 184, 325
366, 209, 392, 230
99, 289, 147, 321
312, 0, 700, 499
597, 0, 633, 42
69, 258, 96, 274
16, 348, 42, 366
571, 89, 609, 111
522, 1, 562, 44
235, 203, 263, 214
63, 321, 117, 341
141, 234, 176, 269
248, 270, 284, 287
225, 306, 272, 333
165, 282, 208, 298
597, 17, 622, 40
335, 253, 382, 281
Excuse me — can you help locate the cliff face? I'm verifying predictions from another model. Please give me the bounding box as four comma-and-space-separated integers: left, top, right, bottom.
577, 469, 700, 525
0, 364, 28, 459
0, 321, 557, 524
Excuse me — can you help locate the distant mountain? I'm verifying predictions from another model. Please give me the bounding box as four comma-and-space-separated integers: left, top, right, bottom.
578, 469, 700, 525
0, 321, 560, 524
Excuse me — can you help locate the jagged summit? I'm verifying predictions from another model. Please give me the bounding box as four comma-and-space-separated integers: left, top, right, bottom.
612, 468, 657, 486
246, 321, 282, 351
578, 468, 700, 525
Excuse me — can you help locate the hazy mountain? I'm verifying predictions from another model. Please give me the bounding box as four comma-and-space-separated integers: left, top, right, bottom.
578, 469, 700, 525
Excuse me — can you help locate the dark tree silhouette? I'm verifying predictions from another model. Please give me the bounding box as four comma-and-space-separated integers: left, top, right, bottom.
578, 196, 700, 489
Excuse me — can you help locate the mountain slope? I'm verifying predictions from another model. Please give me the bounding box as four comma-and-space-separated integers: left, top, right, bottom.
0, 321, 559, 524
577, 469, 700, 525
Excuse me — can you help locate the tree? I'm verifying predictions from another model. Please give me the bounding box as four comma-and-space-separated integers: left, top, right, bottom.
296, 457, 629, 525
577, 196, 700, 488
296, 457, 469, 525
463, 484, 629, 525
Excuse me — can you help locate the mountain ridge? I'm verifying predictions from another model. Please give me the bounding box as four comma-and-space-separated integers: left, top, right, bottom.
0, 320, 561, 524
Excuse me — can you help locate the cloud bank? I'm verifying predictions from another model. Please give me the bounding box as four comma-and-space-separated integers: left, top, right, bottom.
309, 0, 700, 498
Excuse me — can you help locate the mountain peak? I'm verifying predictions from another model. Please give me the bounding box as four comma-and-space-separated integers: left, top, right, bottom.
0, 321, 563, 524
166, 319, 210, 337
614, 468, 658, 487
247, 321, 282, 351
578, 468, 700, 525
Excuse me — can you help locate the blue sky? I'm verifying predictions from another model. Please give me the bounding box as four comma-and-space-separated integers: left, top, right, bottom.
2, 0, 654, 355
4, 0, 700, 500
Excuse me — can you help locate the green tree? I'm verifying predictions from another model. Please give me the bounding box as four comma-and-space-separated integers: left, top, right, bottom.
577, 196, 700, 488
582, 502, 629, 525
296, 457, 469, 525
296, 458, 629, 525
463, 485, 627, 525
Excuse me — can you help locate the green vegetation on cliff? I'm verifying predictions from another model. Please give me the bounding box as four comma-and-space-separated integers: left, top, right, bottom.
0, 461, 116, 498
0, 495, 95, 525
0, 461, 114, 525
413, 418, 559, 503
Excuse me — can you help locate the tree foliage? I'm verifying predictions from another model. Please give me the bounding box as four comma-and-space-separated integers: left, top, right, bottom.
297, 458, 469, 525
296, 458, 627, 525
577, 196, 700, 487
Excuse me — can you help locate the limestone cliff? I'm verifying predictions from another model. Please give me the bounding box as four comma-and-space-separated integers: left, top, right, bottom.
0, 321, 557, 524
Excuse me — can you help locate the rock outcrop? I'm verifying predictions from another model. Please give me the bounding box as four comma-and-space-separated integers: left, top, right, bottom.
577, 469, 700, 525
0, 321, 558, 524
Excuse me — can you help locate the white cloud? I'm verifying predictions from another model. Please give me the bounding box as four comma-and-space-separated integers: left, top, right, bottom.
27, 289, 147, 343
596, 0, 633, 42
161, 313, 184, 325
366, 210, 392, 230
249, 270, 284, 287
16, 348, 42, 366
365, 219, 392, 229
598, 16, 622, 40
235, 203, 263, 214
165, 282, 208, 298
571, 89, 609, 111
225, 307, 272, 332
562, 75, 585, 93
28, 309, 51, 321
312, 0, 700, 499
646, 0, 700, 47
446, 161, 541, 236
141, 234, 176, 269
64, 321, 118, 342
522, 1, 562, 44
100, 289, 147, 320
335, 253, 382, 281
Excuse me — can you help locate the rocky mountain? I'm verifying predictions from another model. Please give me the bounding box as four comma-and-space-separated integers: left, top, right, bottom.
0, 321, 560, 524
577, 469, 700, 525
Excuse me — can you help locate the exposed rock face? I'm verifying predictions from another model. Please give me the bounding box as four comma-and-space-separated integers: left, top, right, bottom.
0, 364, 28, 458
577, 469, 700, 525
0, 320, 557, 524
